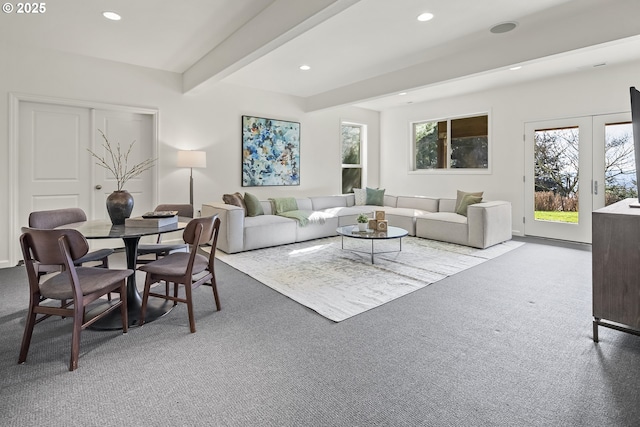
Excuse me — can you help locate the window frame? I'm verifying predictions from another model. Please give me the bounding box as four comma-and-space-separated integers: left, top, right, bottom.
340, 121, 367, 192
409, 111, 492, 174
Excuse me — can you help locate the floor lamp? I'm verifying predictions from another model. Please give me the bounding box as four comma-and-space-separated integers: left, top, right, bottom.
177, 150, 207, 208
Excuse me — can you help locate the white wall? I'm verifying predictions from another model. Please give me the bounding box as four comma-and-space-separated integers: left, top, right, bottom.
380, 59, 640, 237
0, 45, 380, 268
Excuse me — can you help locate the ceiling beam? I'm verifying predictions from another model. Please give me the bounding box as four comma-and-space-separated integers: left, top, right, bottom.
304, 0, 640, 111
183, 0, 360, 94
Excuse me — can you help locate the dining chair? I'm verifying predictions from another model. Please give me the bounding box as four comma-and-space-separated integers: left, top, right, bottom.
138, 215, 221, 333
19, 228, 132, 371
136, 203, 193, 264
28, 208, 115, 274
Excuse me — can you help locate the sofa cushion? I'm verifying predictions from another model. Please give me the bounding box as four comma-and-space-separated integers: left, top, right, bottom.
438, 198, 456, 213
244, 192, 264, 217
416, 212, 469, 246
366, 187, 385, 206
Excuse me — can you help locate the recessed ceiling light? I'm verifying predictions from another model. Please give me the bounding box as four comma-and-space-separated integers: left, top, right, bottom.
299, 65, 311, 71
103, 11, 121, 21
509, 66, 522, 71
490, 21, 518, 34
399, 92, 408, 96
417, 12, 434, 22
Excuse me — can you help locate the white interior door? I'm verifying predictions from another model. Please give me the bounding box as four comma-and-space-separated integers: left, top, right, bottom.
524, 117, 593, 243
92, 110, 155, 219
18, 102, 92, 227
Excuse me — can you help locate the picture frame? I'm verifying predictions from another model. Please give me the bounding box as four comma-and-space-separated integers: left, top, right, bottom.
242, 115, 300, 187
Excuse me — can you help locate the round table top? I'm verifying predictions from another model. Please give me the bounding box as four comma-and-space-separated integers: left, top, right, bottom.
336, 225, 408, 240
61, 218, 189, 239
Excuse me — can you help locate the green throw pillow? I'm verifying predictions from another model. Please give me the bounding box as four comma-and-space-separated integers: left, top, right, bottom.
365, 187, 385, 206
269, 197, 298, 215
456, 194, 483, 216
455, 190, 483, 212
244, 192, 264, 217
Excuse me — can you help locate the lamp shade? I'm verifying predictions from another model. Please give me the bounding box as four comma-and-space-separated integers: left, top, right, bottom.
177, 150, 207, 168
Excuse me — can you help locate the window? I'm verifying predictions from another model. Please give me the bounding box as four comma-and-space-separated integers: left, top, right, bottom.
413, 114, 489, 170
341, 122, 365, 193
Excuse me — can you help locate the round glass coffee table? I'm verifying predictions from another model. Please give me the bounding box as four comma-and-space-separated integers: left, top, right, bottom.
336, 225, 408, 264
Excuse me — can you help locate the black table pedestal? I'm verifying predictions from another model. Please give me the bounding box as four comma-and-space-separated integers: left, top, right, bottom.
87, 235, 174, 330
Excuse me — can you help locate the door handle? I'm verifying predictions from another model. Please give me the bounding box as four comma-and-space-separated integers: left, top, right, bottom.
95, 185, 102, 190
593, 180, 598, 195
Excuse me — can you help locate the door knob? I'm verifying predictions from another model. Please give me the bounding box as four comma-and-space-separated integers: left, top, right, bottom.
95, 185, 102, 190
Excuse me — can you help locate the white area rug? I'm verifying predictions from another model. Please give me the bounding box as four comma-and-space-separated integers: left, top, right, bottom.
214, 236, 524, 322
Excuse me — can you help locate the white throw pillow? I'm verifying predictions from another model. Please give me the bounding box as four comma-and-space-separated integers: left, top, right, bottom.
353, 188, 366, 206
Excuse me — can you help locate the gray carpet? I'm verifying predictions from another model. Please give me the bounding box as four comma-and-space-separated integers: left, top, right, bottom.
1, 237, 639, 426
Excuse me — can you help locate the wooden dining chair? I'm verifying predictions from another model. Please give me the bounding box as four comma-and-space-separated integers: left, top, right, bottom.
136, 203, 193, 265
19, 228, 132, 371
28, 208, 115, 273
29, 207, 116, 302
138, 215, 221, 333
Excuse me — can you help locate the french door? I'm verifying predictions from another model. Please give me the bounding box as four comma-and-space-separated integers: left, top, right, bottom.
525, 113, 634, 243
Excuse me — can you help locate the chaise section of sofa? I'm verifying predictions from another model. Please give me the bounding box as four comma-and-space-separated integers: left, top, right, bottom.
415, 198, 512, 249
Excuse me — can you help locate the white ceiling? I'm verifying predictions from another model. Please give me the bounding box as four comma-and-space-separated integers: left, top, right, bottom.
3, 0, 640, 111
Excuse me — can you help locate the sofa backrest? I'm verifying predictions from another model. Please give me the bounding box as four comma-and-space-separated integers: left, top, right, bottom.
396, 196, 438, 212
344, 193, 355, 207
261, 197, 313, 214
310, 195, 348, 211
296, 198, 313, 211
260, 200, 273, 215
384, 194, 398, 208
438, 198, 456, 213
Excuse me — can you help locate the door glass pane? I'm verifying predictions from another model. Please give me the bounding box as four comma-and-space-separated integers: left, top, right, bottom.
604, 122, 637, 206
534, 127, 579, 223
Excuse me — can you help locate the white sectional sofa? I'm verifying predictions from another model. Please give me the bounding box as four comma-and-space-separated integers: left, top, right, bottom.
202, 193, 512, 254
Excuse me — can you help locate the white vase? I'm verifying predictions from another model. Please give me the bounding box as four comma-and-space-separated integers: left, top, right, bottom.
357, 223, 367, 231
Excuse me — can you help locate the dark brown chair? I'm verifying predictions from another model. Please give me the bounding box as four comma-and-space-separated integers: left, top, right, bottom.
139, 215, 220, 333
136, 204, 194, 264
28, 208, 115, 272
19, 228, 132, 371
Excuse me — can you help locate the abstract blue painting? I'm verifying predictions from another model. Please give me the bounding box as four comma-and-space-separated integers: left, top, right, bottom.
242, 115, 300, 186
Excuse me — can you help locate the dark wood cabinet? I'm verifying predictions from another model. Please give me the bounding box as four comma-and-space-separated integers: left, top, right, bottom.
592, 198, 640, 342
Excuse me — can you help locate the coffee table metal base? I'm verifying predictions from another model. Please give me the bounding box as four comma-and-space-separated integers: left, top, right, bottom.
340, 236, 403, 264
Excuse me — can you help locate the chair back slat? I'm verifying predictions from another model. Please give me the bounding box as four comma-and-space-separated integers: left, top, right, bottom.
22, 228, 89, 265
29, 208, 87, 229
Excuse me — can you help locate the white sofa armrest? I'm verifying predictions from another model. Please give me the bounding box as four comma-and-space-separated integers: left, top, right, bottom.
202, 202, 245, 253
467, 201, 512, 249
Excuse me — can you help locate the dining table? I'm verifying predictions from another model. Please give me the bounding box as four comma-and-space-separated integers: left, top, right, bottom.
61, 218, 189, 330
